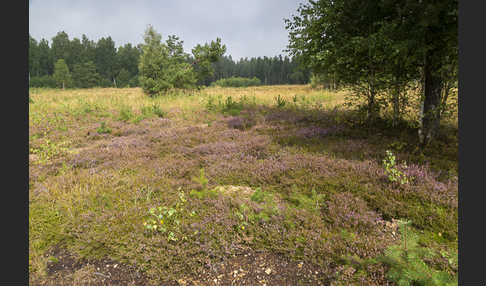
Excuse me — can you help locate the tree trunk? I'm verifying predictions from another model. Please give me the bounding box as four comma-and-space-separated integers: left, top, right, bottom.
62, 81, 65, 90
419, 51, 443, 146
392, 85, 400, 126
368, 81, 377, 122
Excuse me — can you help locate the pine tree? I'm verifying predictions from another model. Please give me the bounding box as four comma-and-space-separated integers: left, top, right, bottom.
53, 59, 72, 89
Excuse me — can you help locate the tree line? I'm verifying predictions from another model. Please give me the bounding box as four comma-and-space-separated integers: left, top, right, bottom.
29, 32, 141, 88
29, 31, 310, 89
207, 55, 310, 86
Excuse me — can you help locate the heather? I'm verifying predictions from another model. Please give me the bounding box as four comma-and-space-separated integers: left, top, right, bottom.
29, 85, 457, 285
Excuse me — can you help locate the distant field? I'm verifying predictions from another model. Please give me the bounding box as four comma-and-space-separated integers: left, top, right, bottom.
29, 85, 458, 285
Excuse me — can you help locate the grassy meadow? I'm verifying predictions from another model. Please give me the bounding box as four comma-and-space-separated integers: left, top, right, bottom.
29, 85, 458, 285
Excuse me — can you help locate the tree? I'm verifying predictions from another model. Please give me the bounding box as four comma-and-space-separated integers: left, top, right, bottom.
138, 25, 225, 96
29, 35, 41, 77
53, 59, 72, 89
116, 68, 131, 88
95, 36, 117, 85
51, 31, 72, 68
72, 61, 100, 88
285, 0, 457, 144
38, 39, 53, 76
191, 37, 227, 86
139, 26, 196, 96
116, 43, 140, 79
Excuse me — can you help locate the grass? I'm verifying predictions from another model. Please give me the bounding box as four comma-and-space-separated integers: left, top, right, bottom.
29, 85, 457, 285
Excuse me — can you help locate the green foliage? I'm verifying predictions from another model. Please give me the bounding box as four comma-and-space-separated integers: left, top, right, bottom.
218, 96, 244, 116
189, 169, 221, 199
96, 122, 111, 134
139, 26, 225, 96
275, 94, 287, 108
192, 168, 209, 190
30, 75, 57, 88
383, 150, 410, 185
118, 105, 133, 122
380, 220, 458, 286
211, 76, 261, 87
53, 59, 72, 89
141, 103, 166, 118
29, 136, 71, 164
250, 187, 267, 203
287, 187, 325, 213
191, 37, 227, 85
143, 191, 188, 242
72, 61, 100, 88
116, 68, 131, 88
285, 0, 458, 135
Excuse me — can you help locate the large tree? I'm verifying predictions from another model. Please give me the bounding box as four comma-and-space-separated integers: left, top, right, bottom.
72, 61, 100, 88
191, 37, 227, 86
51, 31, 72, 69
285, 0, 457, 145
95, 36, 117, 85
138, 25, 226, 96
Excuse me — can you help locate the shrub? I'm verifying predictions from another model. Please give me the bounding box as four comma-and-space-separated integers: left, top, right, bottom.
383, 150, 410, 185
379, 220, 458, 286
211, 76, 261, 87
96, 122, 111, 134
29, 75, 57, 88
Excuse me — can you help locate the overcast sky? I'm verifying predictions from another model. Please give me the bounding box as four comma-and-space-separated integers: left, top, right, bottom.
29, 0, 306, 61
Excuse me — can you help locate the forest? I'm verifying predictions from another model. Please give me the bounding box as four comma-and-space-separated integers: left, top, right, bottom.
28, 32, 310, 89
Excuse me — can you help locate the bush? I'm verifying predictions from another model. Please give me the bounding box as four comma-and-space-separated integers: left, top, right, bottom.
29, 75, 57, 88
380, 220, 458, 286
211, 76, 261, 87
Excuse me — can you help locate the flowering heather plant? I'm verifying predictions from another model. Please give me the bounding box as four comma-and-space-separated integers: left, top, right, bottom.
227, 116, 256, 130
326, 192, 383, 232
295, 126, 336, 139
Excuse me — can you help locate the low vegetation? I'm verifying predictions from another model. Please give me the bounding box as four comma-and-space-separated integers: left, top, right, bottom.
211, 76, 261, 87
29, 84, 457, 285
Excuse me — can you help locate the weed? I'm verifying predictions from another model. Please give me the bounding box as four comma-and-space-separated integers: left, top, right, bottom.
143, 191, 188, 242
118, 105, 133, 122
222, 96, 243, 115
250, 187, 267, 203
205, 96, 216, 111
275, 94, 286, 108
151, 104, 165, 118
96, 122, 111, 134
29, 136, 71, 164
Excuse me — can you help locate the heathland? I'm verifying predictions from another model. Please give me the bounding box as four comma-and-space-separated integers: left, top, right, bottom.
29, 85, 457, 285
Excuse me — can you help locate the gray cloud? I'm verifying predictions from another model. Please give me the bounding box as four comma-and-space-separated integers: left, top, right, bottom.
29, 0, 306, 60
